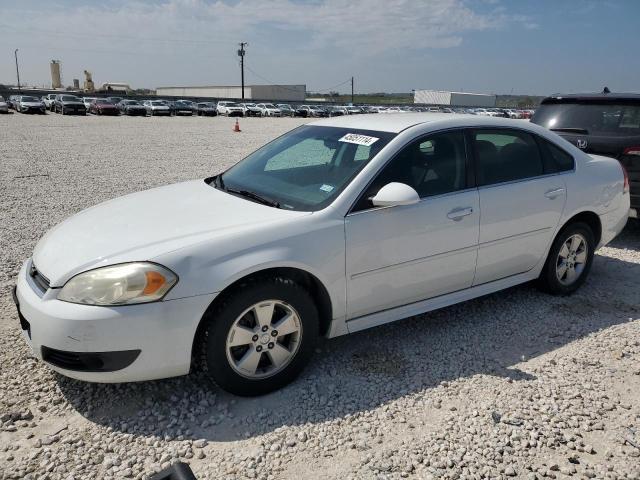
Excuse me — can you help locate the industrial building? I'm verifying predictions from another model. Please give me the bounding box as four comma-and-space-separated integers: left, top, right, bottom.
414, 90, 496, 107
155, 84, 306, 102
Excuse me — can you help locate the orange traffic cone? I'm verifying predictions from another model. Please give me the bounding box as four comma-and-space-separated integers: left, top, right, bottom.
233, 119, 241, 132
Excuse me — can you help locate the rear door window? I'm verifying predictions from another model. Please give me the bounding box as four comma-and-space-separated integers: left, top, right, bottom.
472, 129, 544, 186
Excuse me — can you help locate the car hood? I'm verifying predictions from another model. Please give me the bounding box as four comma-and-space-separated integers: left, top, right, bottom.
33, 180, 307, 286
20, 101, 43, 106
62, 101, 84, 106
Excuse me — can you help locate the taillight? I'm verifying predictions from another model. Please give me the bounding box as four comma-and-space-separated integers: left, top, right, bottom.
623, 146, 640, 156
621, 163, 629, 194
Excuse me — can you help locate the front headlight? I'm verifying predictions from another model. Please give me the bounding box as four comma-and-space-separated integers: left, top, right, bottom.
58, 262, 177, 306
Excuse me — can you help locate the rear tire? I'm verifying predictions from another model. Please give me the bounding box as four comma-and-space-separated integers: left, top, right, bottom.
537, 222, 595, 295
196, 276, 319, 396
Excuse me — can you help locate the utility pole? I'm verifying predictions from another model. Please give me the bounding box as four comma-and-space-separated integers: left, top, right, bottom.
238, 42, 247, 100
14, 49, 21, 92
351, 76, 354, 105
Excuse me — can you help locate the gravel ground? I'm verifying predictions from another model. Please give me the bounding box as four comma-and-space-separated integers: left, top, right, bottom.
1, 112, 639, 480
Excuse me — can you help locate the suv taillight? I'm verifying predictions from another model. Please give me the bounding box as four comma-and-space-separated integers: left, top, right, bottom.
623, 146, 640, 156
621, 163, 630, 194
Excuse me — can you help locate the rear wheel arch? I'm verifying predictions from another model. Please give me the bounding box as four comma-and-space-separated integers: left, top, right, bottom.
190, 266, 333, 369
557, 211, 602, 246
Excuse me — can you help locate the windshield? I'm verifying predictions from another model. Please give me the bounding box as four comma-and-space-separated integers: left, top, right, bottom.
61, 95, 80, 101
95, 99, 111, 104
264, 104, 276, 108
532, 102, 640, 135
216, 125, 395, 211
152, 101, 166, 105
21, 96, 40, 102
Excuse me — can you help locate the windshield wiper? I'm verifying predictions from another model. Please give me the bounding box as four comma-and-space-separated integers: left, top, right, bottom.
550, 127, 589, 134
226, 188, 281, 208
214, 174, 226, 190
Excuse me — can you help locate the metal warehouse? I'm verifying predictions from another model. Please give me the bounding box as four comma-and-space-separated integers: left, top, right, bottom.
414, 90, 496, 107
155, 84, 306, 102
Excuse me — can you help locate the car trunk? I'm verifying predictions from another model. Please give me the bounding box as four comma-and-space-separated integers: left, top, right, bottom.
553, 132, 640, 208
531, 100, 640, 209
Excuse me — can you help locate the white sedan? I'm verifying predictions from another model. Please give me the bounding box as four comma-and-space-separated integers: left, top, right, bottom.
14, 114, 630, 396
256, 103, 281, 117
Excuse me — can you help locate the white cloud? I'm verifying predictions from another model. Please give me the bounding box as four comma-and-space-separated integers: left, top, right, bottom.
0, 0, 533, 88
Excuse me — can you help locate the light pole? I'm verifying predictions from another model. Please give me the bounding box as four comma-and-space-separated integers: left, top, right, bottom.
238, 42, 247, 100
351, 76, 354, 105
14, 49, 21, 92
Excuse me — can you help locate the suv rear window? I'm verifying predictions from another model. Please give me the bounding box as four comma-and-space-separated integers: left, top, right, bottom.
532, 103, 640, 135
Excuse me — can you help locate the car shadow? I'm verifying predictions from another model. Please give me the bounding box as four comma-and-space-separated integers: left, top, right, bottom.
57, 223, 640, 443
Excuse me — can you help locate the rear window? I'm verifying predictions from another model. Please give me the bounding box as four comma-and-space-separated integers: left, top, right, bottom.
532, 103, 640, 135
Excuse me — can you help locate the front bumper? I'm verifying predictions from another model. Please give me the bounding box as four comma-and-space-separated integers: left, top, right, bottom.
20, 106, 46, 113
14, 260, 216, 383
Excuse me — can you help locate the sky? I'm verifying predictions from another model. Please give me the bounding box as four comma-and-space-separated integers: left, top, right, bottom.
0, 0, 638, 96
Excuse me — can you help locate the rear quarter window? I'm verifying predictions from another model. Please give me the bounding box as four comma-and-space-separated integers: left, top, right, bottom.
538, 138, 575, 172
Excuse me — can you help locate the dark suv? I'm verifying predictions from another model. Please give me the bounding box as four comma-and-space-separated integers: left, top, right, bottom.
531, 91, 639, 220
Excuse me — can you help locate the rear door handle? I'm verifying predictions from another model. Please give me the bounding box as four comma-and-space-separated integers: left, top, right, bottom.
544, 188, 565, 199
447, 207, 474, 221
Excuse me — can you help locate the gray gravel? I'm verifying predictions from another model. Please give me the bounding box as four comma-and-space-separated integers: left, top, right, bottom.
1, 112, 639, 480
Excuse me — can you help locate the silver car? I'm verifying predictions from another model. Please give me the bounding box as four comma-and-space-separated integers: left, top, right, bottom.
0, 95, 8, 113
16, 95, 47, 114
143, 100, 172, 116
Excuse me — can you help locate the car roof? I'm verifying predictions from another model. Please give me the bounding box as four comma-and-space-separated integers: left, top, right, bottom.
542, 92, 640, 104
309, 112, 548, 134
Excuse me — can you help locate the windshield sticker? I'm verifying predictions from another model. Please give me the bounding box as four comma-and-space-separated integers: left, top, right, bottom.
339, 133, 379, 146
320, 184, 334, 193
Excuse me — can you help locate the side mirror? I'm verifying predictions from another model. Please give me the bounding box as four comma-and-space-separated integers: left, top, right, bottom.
371, 182, 420, 207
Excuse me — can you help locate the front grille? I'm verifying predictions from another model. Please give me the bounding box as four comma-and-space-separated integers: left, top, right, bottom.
29, 262, 50, 293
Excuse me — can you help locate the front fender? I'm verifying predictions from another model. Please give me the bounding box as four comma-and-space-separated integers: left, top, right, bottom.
154, 216, 347, 323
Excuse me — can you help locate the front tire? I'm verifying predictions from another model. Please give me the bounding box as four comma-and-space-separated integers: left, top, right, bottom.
196, 277, 319, 396
537, 222, 595, 295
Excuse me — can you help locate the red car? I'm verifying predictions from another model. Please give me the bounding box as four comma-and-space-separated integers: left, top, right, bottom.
89, 98, 120, 116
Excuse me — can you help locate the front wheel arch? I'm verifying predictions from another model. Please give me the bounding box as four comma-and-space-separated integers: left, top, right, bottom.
190, 267, 333, 370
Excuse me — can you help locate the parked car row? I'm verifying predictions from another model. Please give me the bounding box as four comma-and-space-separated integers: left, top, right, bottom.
3, 94, 535, 120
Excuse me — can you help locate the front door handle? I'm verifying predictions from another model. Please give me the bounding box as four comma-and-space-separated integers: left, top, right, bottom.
544, 188, 565, 199
447, 207, 474, 221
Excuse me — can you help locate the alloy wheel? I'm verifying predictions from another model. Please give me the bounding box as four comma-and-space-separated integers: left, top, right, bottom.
225, 300, 302, 379
556, 233, 588, 286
